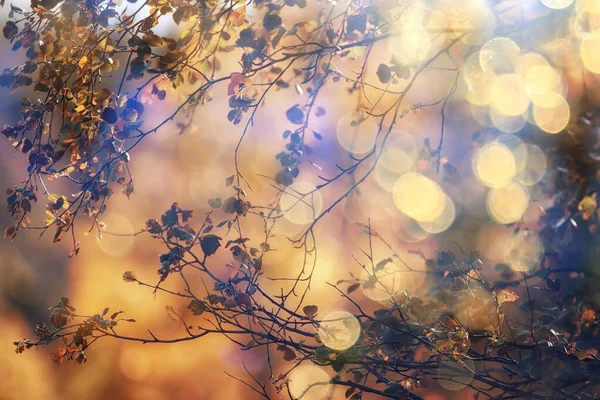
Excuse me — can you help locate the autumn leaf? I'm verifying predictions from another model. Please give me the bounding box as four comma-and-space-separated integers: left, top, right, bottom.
576, 348, 598, 361
347, 283, 360, 294
303, 305, 318, 319
228, 72, 248, 96
234, 292, 252, 307
4, 225, 16, 239
200, 234, 221, 256
497, 289, 519, 305
100, 107, 118, 124
263, 13, 282, 31
187, 299, 208, 316
208, 198, 222, 209
51, 347, 67, 364
376, 64, 392, 83
286, 105, 304, 125
3, 21, 17, 39
165, 305, 181, 321
230, 5, 246, 26
122, 271, 137, 283
578, 193, 597, 215
276, 344, 296, 361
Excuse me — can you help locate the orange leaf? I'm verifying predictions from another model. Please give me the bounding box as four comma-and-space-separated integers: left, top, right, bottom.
230, 6, 246, 26
497, 289, 519, 305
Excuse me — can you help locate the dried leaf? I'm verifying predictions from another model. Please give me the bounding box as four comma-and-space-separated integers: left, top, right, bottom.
376, 64, 391, 84
303, 305, 318, 319
187, 299, 208, 316
497, 289, 519, 305
122, 271, 137, 283
277, 344, 296, 361
201, 234, 221, 257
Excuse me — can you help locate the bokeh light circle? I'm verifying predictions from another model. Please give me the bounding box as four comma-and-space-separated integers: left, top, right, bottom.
505, 230, 544, 272
393, 173, 443, 221
581, 35, 600, 73
490, 108, 527, 133
480, 37, 521, 74
360, 263, 413, 304
288, 365, 332, 400
487, 182, 529, 224
533, 93, 570, 134
472, 143, 516, 188
417, 193, 456, 234
318, 311, 361, 351
491, 74, 530, 116
336, 112, 378, 154
280, 182, 323, 225
437, 356, 476, 391
393, 215, 431, 243
541, 0, 574, 10
514, 144, 547, 186
96, 214, 136, 257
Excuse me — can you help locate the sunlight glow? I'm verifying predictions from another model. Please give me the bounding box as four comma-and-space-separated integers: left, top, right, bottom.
280, 182, 323, 225
505, 230, 544, 272
336, 112, 378, 154
318, 311, 361, 351
361, 262, 411, 303
96, 214, 136, 257
473, 143, 516, 188
288, 365, 332, 400
487, 182, 529, 224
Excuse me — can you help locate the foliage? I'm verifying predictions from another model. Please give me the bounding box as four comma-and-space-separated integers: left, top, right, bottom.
2, 0, 600, 398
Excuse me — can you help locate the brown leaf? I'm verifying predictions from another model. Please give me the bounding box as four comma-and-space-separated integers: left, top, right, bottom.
234, 292, 252, 307
122, 271, 137, 283
3, 21, 17, 40
4, 225, 16, 239
347, 283, 360, 294
276, 344, 296, 361
303, 305, 318, 319
51, 347, 67, 364
376, 64, 391, 84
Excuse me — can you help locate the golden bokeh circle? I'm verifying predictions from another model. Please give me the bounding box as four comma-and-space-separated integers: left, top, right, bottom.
336, 112, 379, 154
505, 230, 544, 272
533, 93, 570, 134
487, 182, 529, 224
318, 311, 361, 351
472, 143, 516, 188
491, 74, 530, 116
393, 173, 444, 221
437, 356, 476, 391
514, 143, 547, 186
279, 182, 323, 225
360, 262, 413, 303
417, 193, 456, 234
580, 35, 600, 74
490, 107, 527, 133
288, 365, 332, 400
96, 213, 136, 257
480, 37, 521, 74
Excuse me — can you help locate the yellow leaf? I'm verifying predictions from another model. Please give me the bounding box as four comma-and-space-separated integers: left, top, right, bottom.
497, 289, 519, 305
578, 194, 597, 215
78, 55, 88, 69
48, 193, 60, 203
